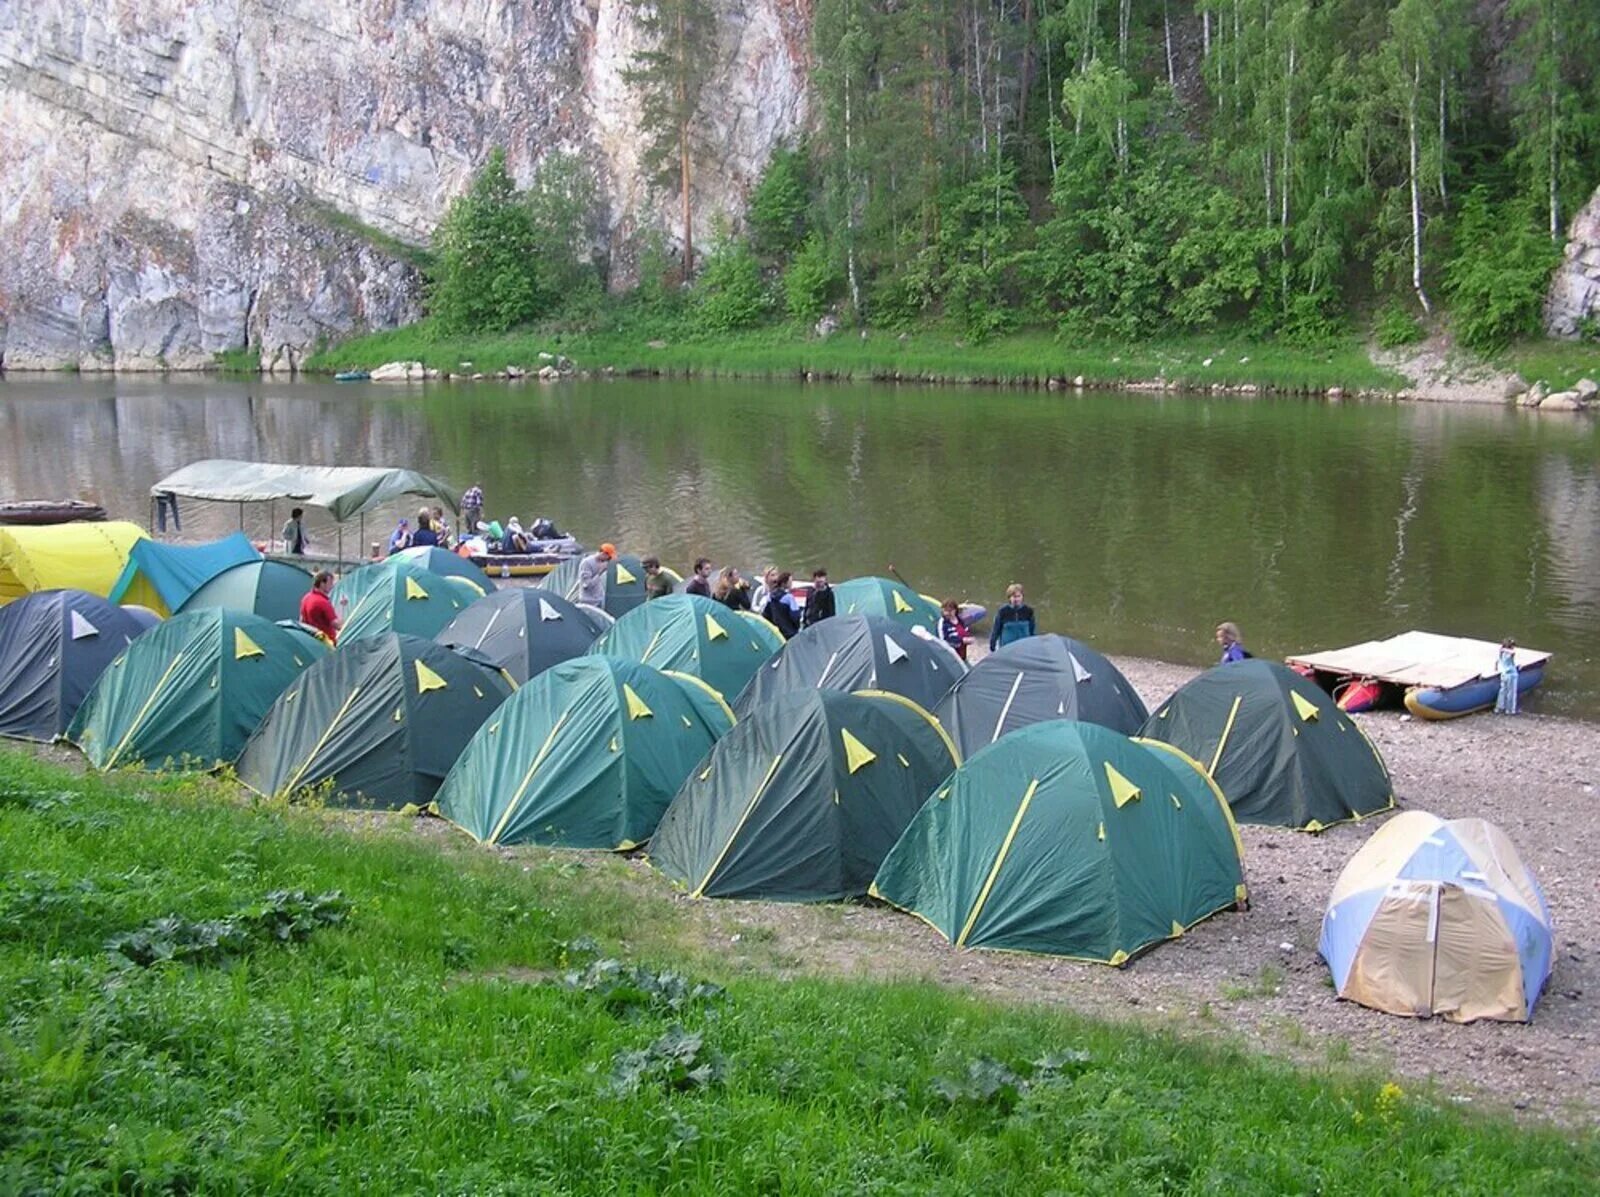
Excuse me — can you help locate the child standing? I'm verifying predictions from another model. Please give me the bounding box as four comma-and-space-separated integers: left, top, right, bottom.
939, 600, 972, 660
1495, 638, 1519, 715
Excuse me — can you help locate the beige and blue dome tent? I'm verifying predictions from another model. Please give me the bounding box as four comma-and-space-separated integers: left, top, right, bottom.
588, 594, 778, 701
176, 559, 312, 623
1320, 811, 1553, 1022
1139, 660, 1393, 831
650, 690, 959, 902
934, 634, 1148, 757
831, 576, 940, 633
332, 559, 476, 644
871, 722, 1245, 965
0, 591, 151, 740
237, 633, 512, 808
734, 614, 965, 719
436, 589, 602, 686
437, 657, 733, 849
66, 610, 323, 771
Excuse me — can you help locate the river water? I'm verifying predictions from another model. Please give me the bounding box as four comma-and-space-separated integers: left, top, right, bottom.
4, 374, 1599, 718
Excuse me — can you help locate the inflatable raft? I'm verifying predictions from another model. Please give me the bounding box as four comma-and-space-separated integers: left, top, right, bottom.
0, 500, 107, 526
1403, 663, 1546, 720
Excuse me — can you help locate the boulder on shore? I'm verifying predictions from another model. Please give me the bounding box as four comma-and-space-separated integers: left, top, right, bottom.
1538, 391, 1585, 412
371, 360, 428, 382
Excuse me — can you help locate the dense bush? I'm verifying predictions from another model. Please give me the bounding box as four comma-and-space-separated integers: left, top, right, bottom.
1442, 189, 1563, 352
783, 234, 843, 322
692, 238, 773, 332
748, 148, 811, 260
429, 149, 543, 334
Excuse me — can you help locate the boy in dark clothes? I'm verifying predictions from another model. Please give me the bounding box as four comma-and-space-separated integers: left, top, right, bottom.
802, 568, 835, 628
989, 583, 1037, 651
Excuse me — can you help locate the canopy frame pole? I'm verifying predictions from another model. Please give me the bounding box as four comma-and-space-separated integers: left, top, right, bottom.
360, 514, 366, 560
269, 500, 275, 553
238, 501, 245, 531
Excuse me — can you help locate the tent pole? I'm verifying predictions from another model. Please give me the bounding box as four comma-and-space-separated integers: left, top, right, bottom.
239, 501, 245, 531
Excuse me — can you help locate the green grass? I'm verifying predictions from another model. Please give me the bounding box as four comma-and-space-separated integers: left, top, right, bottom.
1502, 339, 1600, 391
305, 320, 1405, 393
213, 347, 260, 374
2, 751, 1594, 1193
296, 201, 434, 270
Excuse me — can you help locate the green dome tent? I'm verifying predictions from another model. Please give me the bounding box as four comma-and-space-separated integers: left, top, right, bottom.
537, 553, 648, 618
588, 594, 778, 700
933, 634, 1148, 757
0, 590, 151, 741
832, 576, 940, 633
436, 589, 602, 685
651, 690, 959, 902
1139, 660, 1393, 831
871, 722, 1246, 965
176, 560, 312, 623
437, 657, 733, 849
734, 614, 964, 719
390, 545, 496, 596
237, 634, 512, 808
67, 610, 324, 771
332, 560, 475, 644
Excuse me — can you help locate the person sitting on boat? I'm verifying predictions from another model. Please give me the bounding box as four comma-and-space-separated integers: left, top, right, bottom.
762, 571, 803, 640
1215, 621, 1250, 664
461, 484, 484, 538
411, 510, 440, 548
579, 543, 617, 606
989, 583, 1037, 651
1495, 638, 1519, 715
685, 558, 713, 598
387, 518, 411, 555
642, 556, 674, 601
939, 599, 972, 660
528, 516, 560, 541
501, 518, 530, 554
802, 568, 835, 628
713, 567, 751, 611
281, 507, 307, 556
300, 570, 341, 646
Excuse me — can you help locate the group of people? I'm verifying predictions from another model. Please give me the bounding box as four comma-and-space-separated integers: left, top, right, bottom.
650, 558, 831, 641
380, 506, 454, 556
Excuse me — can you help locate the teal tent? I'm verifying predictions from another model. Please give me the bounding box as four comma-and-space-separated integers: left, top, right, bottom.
1139, 660, 1394, 831
108, 533, 262, 616
588, 594, 778, 700
177, 559, 311, 623
390, 545, 496, 595
832, 576, 941, 632
872, 722, 1246, 964
651, 690, 959, 902
237, 633, 512, 808
437, 657, 733, 848
67, 610, 323, 771
437, 589, 602, 685
538, 553, 648, 618
332, 560, 475, 644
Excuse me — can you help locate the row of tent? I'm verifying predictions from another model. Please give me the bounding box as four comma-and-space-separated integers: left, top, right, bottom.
0, 543, 1551, 1018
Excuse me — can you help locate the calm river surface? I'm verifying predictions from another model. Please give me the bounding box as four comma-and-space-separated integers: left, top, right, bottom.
4, 375, 1600, 718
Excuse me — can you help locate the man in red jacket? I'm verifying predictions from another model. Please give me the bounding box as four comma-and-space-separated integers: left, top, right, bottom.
300, 570, 341, 645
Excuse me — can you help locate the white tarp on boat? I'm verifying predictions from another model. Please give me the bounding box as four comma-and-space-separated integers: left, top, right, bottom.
151, 462, 458, 522
1286, 631, 1551, 690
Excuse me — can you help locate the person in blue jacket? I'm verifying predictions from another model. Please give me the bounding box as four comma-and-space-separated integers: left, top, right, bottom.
1215, 621, 1249, 664
989, 583, 1037, 651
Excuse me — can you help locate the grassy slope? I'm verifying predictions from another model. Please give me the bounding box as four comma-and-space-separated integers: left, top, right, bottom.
2, 751, 1594, 1193
306, 322, 1407, 392
1503, 340, 1600, 391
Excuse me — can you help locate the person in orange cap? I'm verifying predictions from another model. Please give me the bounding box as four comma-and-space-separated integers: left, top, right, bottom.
579, 542, 618, 606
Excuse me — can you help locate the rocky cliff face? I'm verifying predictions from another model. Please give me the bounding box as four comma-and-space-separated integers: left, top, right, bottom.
0, 1, 810, 370
1546, 186, 1600, 340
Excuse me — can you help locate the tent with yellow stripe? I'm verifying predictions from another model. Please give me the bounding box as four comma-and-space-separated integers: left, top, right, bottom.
650, 690, 959, 902
870, 721, 1245, 965
587, 594, 778, 701
1139, 660, 1393, 831
536, 552, 652, 619
66, 610, 323, 772
332, 559, 477, 644
437, 657, 733, 849
236, 633, 511, 808
831, 576, 941, 633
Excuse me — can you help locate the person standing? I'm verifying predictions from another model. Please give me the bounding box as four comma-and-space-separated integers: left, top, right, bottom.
684, 557, 713, 598
461, 484, 484, 539
939, 600, 972, 660
713, 567, 751, 611
579, 543, 617, 606
643, 556, 674, 600
431, 505, 452, 548
281, 507, 307, 556
300, 571, 341, 645
411, 511, 440, 548
802, 568, 835, 628
762, 571, 802, 640
387, 518, 411, 556
989, 583, 1037, 652
1495, 638, 1520, 715
1215, 621, 1248, 664
751, 567, 779, 615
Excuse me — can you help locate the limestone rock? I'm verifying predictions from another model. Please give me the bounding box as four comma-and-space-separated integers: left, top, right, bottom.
371, 360, 426, 382
814, 313, 839, 338
1547, 186, 1600, 338
1576, 378, 1598, 401
1539, 391, 1585, 412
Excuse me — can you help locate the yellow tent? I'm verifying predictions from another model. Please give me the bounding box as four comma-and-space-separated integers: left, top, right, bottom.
0, 522, 149, 606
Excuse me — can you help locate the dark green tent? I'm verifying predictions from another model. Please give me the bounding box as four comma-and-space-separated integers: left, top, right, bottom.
332, 560, 476, 644
733, 614, 965, 719
67, 610, 324, 771
588, 594, 778, 700
538, 553, 648, 618
1139, 659, 1394, 831
871, 722, 1246, 964
651, 690, 959, 902
934, 634, 1148, 757
436, 589, 601, 685
176, 560, 312, 623
390, 546, 496, 596
832, 576, 940, 633
237, 633, 512, 808
0, 590, 150, 740
437, 657, 733, 848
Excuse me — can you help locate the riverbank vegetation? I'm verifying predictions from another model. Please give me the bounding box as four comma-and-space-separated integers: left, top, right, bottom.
312, 2, 1599, 388
3, 749, 1596, 1191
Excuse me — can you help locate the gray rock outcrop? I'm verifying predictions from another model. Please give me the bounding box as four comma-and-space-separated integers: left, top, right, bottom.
1547, 186, 1600, 339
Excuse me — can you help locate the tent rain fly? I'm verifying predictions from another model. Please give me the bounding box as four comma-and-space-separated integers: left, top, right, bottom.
151, 462, 459, 524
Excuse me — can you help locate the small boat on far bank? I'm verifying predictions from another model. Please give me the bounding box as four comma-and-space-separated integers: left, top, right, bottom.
334, 370, 371, 382
0, 499, 108, 526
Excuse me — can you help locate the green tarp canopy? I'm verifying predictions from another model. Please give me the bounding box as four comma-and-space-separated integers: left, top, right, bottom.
588, 594, 778, 701
734, 614, 965, 719
651, 690, 960, 902
177, 560, 311, 623
0, 591, 150, 741
437, 657, 733, 849
237, 633, 512, 808
832, 576, 940, 633
871, 721, 1246, 965
436, 589, 602, 685
537, 553, 648, 618
1139, 660, 1394, 831
333, 560, 478, 644
67, 610, 324, 772
151, 461, 459, 521
934, 634, 1149, 757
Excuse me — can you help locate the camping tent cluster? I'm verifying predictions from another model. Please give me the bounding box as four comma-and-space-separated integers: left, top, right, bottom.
0, 536, 1551, 1018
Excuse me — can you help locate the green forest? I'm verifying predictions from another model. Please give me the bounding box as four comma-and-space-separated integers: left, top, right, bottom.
427, 0, 1600, 353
